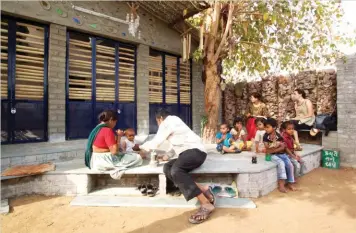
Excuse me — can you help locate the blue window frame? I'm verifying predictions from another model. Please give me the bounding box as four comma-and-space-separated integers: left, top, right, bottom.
65, 31, 137, 139
1, 16, 49, 144
148, 49, 192, 133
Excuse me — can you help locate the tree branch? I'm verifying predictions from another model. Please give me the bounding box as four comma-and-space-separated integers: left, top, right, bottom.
239, 41, 296, 53
213, 2, 234, 63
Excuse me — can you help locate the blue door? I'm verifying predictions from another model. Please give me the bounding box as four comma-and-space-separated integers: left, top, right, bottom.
1, 17, 49, 144
66, 32, 136, 139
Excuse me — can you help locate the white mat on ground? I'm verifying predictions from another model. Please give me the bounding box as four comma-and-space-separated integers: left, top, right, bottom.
70, 196, 256, 209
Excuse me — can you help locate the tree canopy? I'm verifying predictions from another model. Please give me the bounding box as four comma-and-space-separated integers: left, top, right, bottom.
189, 0, 355, 83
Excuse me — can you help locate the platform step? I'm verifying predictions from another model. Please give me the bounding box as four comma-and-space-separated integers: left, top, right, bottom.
70, 195, 256, 209
89, 186, 144, 196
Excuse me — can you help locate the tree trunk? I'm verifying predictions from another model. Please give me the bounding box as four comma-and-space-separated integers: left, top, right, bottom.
202, 62, 221, 143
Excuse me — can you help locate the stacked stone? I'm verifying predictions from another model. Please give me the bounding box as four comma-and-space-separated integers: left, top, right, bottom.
294, 70, 318, 112
262, 76, 279, 118
316, 69, 337, 114
247, 81, 262, 97
277, 75, 296, 121
223, 84, 236, 125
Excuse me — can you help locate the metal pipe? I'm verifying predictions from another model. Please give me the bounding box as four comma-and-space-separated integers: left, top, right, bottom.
71, 5, 129, 25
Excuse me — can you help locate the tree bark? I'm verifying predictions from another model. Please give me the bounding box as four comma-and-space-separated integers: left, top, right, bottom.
202, 62, 221, 143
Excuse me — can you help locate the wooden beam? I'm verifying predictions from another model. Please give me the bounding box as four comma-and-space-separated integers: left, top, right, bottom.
168, 2, 210, 27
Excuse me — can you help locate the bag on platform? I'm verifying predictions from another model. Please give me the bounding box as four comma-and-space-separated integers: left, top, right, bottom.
314, 105, 337, 136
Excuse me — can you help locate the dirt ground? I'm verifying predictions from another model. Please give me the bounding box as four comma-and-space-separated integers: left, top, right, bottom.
1, 167, 356, 233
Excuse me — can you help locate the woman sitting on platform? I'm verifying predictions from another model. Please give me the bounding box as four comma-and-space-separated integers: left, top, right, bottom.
290, 89, 316, 151
245, 92, 269, 140
84, 110, 143, 179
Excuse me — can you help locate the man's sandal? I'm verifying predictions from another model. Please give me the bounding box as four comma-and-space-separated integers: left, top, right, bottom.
188, 207, 214, 224
203, 187, 216, 205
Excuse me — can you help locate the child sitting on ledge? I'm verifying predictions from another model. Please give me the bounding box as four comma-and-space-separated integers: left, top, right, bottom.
280, 121, 306, 178
230, 117, 252, 151
216, 123, 241, 154
263, 118, 297, 193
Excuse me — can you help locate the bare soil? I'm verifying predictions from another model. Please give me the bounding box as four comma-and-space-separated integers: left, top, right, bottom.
1, 167, 356, 233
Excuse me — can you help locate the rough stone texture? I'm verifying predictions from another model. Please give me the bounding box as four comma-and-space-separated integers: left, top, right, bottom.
236, 169, 278, 198
223, 69, 337, 122
48, 24, 66, 142
334, 53, 356, 167
192, 61, 205, 135
1, 174, 93, 199
136, 44, 150, 135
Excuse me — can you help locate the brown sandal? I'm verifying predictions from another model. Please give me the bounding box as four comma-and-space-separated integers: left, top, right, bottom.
203, 187, 216, 205
188, 207, 213, 224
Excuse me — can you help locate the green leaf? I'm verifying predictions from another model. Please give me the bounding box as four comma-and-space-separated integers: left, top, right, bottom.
263, 13, 269, 21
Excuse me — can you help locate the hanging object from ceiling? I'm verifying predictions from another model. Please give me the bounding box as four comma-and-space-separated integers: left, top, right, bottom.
182, 29, 192, 62
70, 3, 140, 38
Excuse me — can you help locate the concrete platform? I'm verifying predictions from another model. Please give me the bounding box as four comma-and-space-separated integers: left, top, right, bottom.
1, 144, 323, 199
70, 195, 256, 209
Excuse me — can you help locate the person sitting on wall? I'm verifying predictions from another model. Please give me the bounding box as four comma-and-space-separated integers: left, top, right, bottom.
245, 92, 269, 141
84, 110, 143, 180
140, 108, 216, 224
230, 117, 253, 151
289, 89, 316, 151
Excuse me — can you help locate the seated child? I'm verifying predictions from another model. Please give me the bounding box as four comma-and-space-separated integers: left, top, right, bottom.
121, 128, 140, 153
263, 118, 297, 193
254, 118, 266, 153
280, 121, 306, 178
216, 123, 240, 154
230, 117, 252, 151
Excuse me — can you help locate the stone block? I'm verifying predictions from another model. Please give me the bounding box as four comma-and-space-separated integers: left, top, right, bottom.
158, 174, 167, 196
25, 155, 37, 164
10, 156, 25, 166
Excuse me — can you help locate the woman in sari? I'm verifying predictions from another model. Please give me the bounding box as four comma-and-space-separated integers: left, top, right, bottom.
245, 93, 269, 140
84, 110, 143, 179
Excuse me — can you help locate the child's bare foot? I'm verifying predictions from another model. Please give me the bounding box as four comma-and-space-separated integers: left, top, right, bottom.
286, 183, 298, 191
278, 180, 287, 193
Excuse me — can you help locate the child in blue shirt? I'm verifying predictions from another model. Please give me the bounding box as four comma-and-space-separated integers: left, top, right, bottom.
216, 123, 241, 154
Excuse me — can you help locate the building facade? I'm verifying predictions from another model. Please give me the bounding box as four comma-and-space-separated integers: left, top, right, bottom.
1, 1, 206, 149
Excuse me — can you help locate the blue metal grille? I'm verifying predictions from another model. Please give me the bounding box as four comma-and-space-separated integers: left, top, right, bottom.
1, 16, 48, 144
149, 49, 192, 133
65, 32, 137, 139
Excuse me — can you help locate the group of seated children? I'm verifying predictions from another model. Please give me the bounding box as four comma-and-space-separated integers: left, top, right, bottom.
216, 117, 253, 154
216, 117, 306, 193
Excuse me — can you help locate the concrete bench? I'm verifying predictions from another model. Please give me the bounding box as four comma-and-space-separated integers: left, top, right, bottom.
1, 144, 323, 199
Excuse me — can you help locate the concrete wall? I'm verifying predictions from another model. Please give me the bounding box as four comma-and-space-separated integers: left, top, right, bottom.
322, 53, 356, 167
1, 1, 184, 54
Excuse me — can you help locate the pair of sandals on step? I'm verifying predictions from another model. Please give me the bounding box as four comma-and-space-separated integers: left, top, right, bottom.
138, 184, 158, 197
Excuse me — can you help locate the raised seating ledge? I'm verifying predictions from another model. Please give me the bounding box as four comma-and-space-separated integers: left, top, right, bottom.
46, 144, 323, 175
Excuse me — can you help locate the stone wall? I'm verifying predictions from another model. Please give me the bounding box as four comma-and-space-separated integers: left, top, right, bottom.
222, 69, 337, 125
48, 24, 66, 142
323, 54, 356, 167
136, 44, 150, 136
